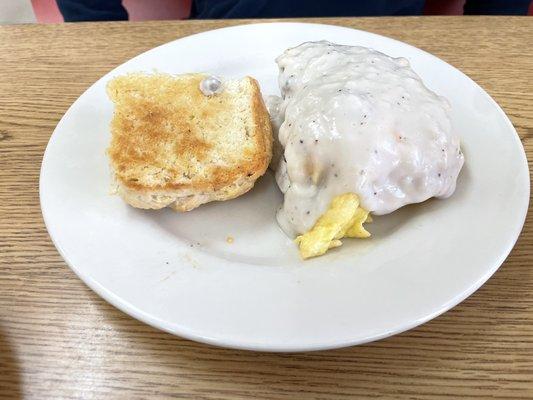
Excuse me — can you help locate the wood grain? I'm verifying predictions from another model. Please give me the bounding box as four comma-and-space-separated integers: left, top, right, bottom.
0, 17, 532, 399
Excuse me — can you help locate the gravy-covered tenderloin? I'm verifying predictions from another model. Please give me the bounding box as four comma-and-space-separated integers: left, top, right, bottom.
270, 41, 464, 237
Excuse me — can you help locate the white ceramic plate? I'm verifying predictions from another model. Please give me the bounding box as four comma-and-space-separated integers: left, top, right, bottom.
40, 22, 529, 352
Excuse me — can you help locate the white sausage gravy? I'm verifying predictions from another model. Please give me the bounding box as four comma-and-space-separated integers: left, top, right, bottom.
267, 41, 464, 237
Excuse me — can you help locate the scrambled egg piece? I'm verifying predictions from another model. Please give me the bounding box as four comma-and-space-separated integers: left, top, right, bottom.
295, 193, 371, 259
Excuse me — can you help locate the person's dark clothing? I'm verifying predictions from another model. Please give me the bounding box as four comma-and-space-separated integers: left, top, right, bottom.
191, 0, 425, 18
56, 0, 531, 22
57, 0, 128, 21
464, 0, 530, 15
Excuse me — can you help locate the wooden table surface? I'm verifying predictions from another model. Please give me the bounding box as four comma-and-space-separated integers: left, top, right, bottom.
1, 16, 532, 399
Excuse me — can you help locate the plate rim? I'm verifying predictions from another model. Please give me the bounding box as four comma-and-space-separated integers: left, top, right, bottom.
40, 21, 530, 352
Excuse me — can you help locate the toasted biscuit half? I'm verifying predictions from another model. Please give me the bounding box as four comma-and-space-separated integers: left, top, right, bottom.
107, 73, 272, 211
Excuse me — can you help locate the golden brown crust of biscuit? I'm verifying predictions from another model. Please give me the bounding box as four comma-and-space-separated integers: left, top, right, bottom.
107, 73, 272, 209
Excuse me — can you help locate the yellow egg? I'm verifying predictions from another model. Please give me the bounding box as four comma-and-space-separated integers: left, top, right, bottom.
295, 193, 371, 259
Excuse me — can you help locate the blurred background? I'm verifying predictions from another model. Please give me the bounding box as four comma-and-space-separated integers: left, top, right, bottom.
1, 0, 532, 24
